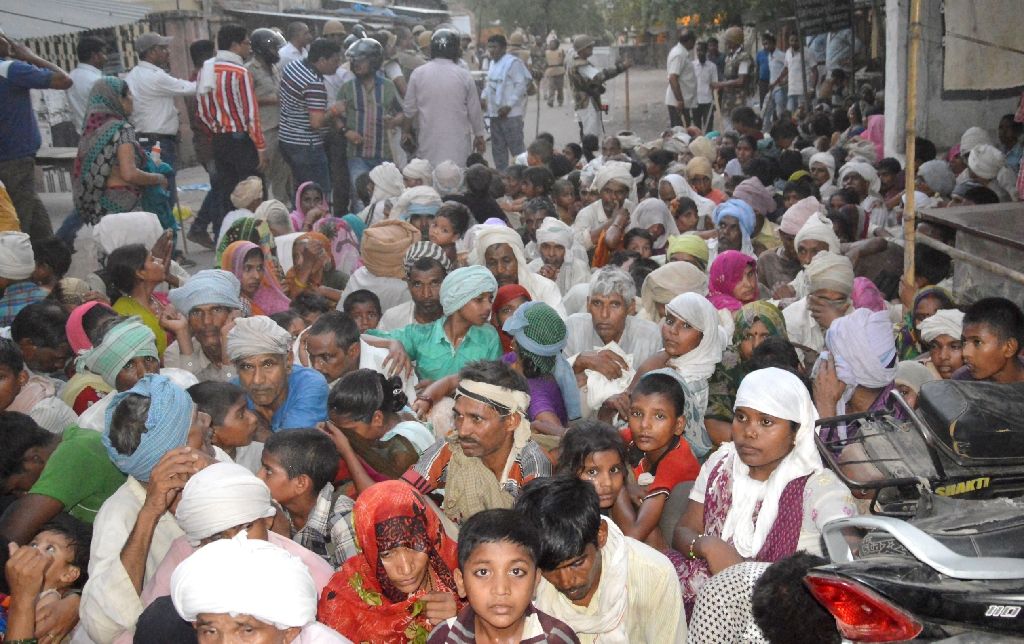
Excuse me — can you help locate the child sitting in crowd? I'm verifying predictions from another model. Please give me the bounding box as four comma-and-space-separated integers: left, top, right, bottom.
556, 420, 628, 514
343, 290, 383, 333
257, 429, 356, 568
427, 508, 580, 643
187, 381, 261, 474
429, 202, 472, 268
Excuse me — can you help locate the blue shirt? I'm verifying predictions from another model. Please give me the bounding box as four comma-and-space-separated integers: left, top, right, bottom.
234, 365, 328, 431
0, 58, 53, 162
756, 49, 771, 81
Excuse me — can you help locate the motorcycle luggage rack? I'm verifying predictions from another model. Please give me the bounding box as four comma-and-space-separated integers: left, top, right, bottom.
815, 391, 950, 517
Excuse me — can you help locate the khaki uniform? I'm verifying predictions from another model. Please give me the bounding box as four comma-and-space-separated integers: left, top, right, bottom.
245, 58, 292, 202
397, 49, 427, 80
720, 47, 754, 115
543, 48, 566, 106
568, 55, 625, 139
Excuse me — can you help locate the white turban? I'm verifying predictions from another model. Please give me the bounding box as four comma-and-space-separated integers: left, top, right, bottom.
230, 176, 264, 209
175, 462, 276, 546
535, 217, 573, 250
780, 196, 822, 236
171, 534, 316, 629
918, 308, 965, 344
659, 174, 716, 220
369, 162, 405, 202
795, 212, 841, 254
839, 161, 880, 194
894, 360, 938, 394
967, 144, 1006, 180
389, 185, 442, 221
959, 126, 992, 155
591, 160, 633, 192
825, 307, 898, 389
0, 232, 35, 280
806, 251, 854, 296
433, 160, 465, 195
917, 160, 956, 197
473, 224, 563, 311
92, 212, 164, 255
809, 152, 836, 182
402, 158, 434, 183
227, 315, 294, 361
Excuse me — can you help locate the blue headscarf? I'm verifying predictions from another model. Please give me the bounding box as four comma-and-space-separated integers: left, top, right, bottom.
103, 374, 194, 482
342, 214, 366, 242
440, 265, 498, 317
712, 199, 757, 237
502, 301, 581, 421
167, 269, 242, 314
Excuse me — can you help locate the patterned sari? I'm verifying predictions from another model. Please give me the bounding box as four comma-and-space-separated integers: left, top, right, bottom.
221, 240, 291, 316
894, 286, 955, 360
215, 217, 284, 283
317, 481, 462, 643
72, 77, 145, 224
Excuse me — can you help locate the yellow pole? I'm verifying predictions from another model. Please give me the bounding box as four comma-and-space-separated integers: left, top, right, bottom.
902, 0, 923, 285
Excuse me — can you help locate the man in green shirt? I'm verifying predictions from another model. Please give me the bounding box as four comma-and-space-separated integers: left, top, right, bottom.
367, 265, 500, 395
1, 424, 126, 544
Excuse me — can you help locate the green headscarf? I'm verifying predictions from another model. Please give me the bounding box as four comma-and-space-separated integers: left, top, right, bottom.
732, 300, 787, 347
76, 317, 158, 388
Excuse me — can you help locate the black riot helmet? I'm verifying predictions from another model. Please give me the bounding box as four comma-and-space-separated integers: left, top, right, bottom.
430, 28, 461, 60
250, 28, 285, 64
343, 33, 359, 50
345, 37, 384, 72
351, 23, 368, 39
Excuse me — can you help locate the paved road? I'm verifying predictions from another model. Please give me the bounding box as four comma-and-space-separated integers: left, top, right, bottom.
44, 66, 672, 278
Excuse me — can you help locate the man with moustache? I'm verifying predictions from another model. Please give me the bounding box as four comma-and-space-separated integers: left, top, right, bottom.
402, 360, 551, 524
162, 270, 244, 382
377, 242, 452, 331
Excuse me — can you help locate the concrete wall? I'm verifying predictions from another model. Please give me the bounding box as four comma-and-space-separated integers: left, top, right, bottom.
884, 0, 1019, 159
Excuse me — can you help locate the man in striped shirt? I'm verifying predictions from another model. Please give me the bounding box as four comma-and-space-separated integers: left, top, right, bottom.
197, 25, 266, 235
279, 38, 342, 206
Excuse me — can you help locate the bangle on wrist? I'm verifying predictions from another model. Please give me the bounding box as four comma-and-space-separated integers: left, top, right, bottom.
687, 533, 705, 560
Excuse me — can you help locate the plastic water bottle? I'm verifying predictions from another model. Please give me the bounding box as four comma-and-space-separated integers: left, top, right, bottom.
151, 141, 161, 165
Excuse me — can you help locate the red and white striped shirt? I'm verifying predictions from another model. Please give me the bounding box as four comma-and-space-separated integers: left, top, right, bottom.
197, 59, 265, 151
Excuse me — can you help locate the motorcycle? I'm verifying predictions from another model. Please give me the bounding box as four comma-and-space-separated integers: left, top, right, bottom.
807, 380, 1024, 641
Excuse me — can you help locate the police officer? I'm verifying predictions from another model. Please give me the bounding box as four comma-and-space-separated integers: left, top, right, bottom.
568, 35, 631, 141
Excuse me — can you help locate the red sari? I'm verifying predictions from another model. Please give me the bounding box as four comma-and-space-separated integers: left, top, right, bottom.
317, 481, 462, 643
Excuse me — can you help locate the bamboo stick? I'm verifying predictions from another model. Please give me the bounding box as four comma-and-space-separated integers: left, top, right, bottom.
902, 0, 922, 284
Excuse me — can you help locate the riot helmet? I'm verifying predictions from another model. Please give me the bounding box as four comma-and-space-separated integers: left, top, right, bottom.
430, 28, 461, 60
251, 28, 285, 64
345, 37, 384, 73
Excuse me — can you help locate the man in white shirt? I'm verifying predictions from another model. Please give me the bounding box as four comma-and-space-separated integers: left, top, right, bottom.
516, 478, 687, 644
692, 40, 719, 132
482, 34, 531, 171
664, 28, 697, 128
124, 32, 197, 211
775, 34, 818, 113
278, 21, 313, 69
67, 36, 107, 134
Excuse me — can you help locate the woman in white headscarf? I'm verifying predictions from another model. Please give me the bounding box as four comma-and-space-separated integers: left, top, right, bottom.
658, 173, 716, 225
630, 197, 679, 252
473, 223, 567, 317
809, 152, 837, 202
671, 367, 856, 616
838, 160, 888, 236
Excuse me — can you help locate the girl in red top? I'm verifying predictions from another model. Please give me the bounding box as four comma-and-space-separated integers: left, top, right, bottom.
617, 372, 700, 551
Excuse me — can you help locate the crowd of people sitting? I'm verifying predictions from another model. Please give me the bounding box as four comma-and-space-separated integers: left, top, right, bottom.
2, 19, 1024, 644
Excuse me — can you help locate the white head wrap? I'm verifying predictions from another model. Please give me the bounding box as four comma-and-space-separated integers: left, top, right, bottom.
894, 360, 938, 394
779, 196, 822, 236
630, 198, 679, 248
967, 144, 1006, 181
794, 212, 841, 254
839, 161, 881, 195
659, 174, 716, 220
227, 315, 294, 361
825, 307, 898, 390
369, 162, 405, 203
591, 160, 634, 192
959, 126, 992, 155
0, 232, 35, 280
917, 160, 956, 198
389, 185, 443, 221
92, 211, 163, 256
473, 224, 558, 306
535, 217, 573, 250
175, 462, 276, 546
402, 158, 434, 183
918, 308, 965, 344
170, 534, 316, 629
806, 251, 855, 296
230, 176, 263, 209
664, 292, 726, 381
720, 368, 824, 557
809, 152, 836, 182
433, 160, 465, 195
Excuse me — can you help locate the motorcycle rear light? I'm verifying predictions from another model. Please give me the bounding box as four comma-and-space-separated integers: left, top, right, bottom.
805, 573, 923, 642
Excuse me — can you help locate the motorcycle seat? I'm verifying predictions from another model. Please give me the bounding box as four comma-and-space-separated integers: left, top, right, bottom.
916, 380, 1024, 461
862, 493, 1024, 559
